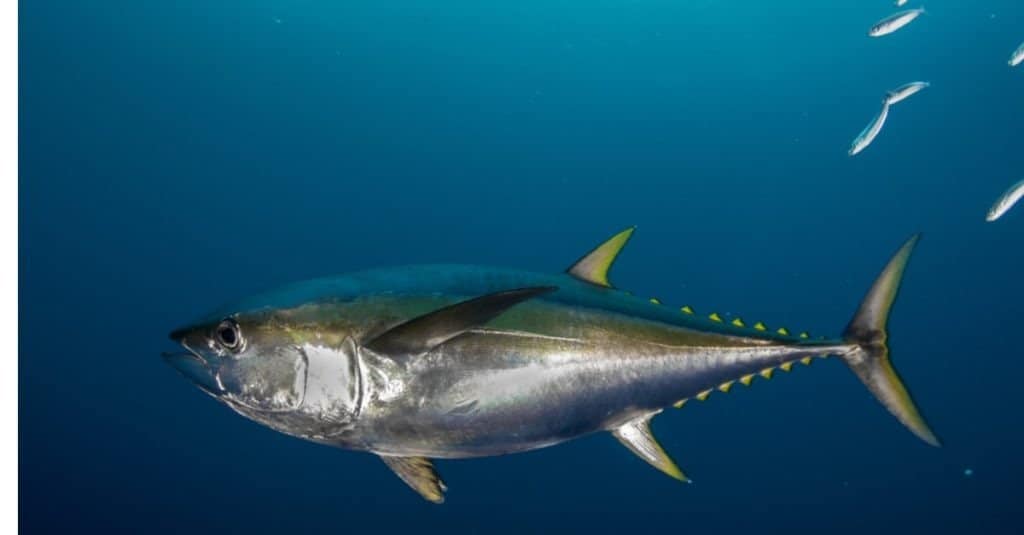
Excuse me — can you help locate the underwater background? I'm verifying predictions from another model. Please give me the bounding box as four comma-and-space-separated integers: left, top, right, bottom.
20, 0, 1024, 532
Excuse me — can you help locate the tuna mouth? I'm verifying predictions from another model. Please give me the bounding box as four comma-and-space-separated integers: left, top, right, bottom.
162, 344, 225, 396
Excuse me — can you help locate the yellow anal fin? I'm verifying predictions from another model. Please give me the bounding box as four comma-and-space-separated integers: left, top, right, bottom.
612, 416, 689, 482
566, 227, 636, 288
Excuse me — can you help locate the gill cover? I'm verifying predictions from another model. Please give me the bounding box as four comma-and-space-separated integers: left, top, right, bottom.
218, 344, 307, 413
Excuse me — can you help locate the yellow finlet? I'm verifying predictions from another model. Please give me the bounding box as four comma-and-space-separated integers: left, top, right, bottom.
759, 368, 774, 379
776, 327, 790, 336
680, 306, 694, 315
731, 317, 745, 327
718, 381, 734, 393
673, 399, 688, 409
649, 298, 662, 305
696, 389, 712, 401
709, 312, 723, 323
799, 332, 810, 339
754, 321, 767, 331
739, 374, 755, 386
800, 356, 813, 365
780, 361, 794, 372
566, 227, 636, 288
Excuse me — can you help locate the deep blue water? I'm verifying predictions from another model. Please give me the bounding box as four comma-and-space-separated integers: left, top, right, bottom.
20, 1, 1024, 532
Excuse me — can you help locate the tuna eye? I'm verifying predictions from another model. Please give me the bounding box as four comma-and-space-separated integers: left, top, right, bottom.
215, 320, 241, 350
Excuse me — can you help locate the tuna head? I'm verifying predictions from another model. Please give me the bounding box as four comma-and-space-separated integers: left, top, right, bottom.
165, 311, 363, 440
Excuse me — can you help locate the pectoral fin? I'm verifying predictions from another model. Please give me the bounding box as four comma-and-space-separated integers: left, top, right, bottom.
365, 286, 557, 357
566, 227, 635, 288
380, 455, 447, 504
611, 416, 689, 482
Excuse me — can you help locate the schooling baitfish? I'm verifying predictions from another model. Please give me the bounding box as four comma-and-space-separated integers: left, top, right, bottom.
165, 228, 939, 503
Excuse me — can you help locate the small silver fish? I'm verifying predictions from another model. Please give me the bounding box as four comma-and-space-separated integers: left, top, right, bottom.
885, 81, 930, 105
849, 102, 891, 156
987, 179, 1024, 222
1010, 42, 1024, 68
869, 8, 926, 38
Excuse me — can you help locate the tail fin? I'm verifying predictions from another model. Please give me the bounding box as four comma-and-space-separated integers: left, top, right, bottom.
841, 234, 940, 447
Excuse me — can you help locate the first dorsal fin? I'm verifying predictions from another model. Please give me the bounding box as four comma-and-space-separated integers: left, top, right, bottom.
365, 286, 557, 357
566, 227, 635, 288
611, 415, 688, 482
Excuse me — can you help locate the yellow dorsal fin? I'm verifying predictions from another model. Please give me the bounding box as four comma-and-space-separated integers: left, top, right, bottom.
754, 321, 767, 331
673, 399, 687, 408
696, 389, 712, 401
681, 305, 694, 315
709, 312, 723, 322
739, 374, 755, 386
566, 227, 636, 288
780, 361, 794, 372
731, 317, 745, 327
718, 381, 734, 393
776, 327, 790, 336
649, 298, 661, 305
759, 368, 774, 379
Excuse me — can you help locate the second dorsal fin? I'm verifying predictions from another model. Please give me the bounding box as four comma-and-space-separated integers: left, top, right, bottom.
566, 227, 635, 288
